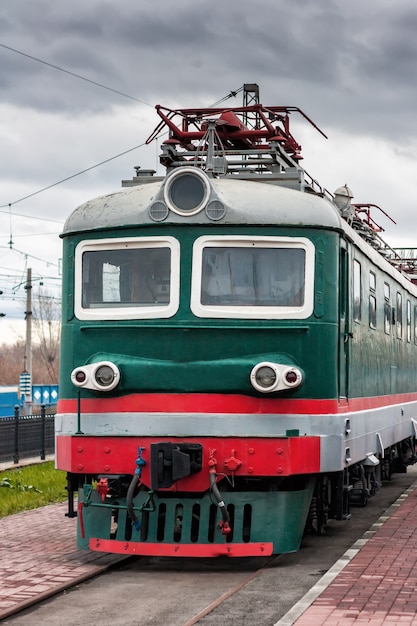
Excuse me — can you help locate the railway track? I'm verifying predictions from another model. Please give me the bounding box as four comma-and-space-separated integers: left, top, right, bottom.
182, 555, 283, 626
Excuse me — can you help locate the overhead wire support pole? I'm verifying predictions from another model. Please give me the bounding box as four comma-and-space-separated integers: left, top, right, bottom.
24, 268, 33, 413
243, 83, 260, 129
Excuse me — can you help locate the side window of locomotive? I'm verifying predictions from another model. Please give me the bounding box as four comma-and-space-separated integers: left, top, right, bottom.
369, 271, 376, 329
414, 305, 417, 344
191, 236, 314, 319
384, 282, 391, 334
406, 299, 411, 342
75, 237, 180, 320
353, 260, 361, 322
396, 292, 403, 339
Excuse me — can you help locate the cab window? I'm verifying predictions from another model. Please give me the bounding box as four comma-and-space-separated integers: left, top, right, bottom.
191, 235, 315, 319
74, 237, 180, 320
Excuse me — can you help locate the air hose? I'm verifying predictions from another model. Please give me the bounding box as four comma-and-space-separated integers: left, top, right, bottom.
209, 469, 231, 533
127, 447, 146, 531
127, 474, 142, 531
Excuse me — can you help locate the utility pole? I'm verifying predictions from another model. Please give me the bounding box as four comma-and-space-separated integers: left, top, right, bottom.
23, 268, 32, 412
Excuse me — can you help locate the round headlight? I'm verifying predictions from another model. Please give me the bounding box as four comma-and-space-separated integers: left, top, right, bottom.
71, 361, 120, 391
93, 362, 120, 390
255, 366, 277, 388
250, 361, 303, 393
164, 168, 210, 216
95, 365, 116, 386
250, 362, 280, 393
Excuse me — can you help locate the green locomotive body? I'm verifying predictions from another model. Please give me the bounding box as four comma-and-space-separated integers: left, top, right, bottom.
56, 101, 417, 556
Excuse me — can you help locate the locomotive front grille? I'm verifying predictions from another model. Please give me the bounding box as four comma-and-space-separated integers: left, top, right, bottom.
80, 479, 316, 554
126, 496, 253, 545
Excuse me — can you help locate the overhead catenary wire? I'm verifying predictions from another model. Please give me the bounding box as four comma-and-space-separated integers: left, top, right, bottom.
3, 206, 64, 225
209, 87, 244, 107
5, 231, 62, 237
0, 76, 242, 212
0, 46, 244, 315
0, 141, 148, 209
0, 209, 63, 224
0, 246, 60, 269
0, 43, 152, 107
0, 74, 242, 293
0, 246, 61, 306
0, 42, 151, 216
0, 93, 237, 212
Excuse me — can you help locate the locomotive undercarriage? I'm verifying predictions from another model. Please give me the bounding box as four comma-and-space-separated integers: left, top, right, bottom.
307, 437, 416, 536
65, 435, 415, 556
68, 472, 316, 555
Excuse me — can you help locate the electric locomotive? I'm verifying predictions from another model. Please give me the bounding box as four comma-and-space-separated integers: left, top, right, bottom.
56, 91, 417, 557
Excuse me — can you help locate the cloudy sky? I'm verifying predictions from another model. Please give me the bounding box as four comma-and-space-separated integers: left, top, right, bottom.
1, 0, 417, 335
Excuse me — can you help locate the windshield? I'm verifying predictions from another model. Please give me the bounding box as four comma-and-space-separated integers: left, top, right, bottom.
74, 237, 179, 320
201, 247, 305, 307
191, 236, 314, 319
82, 247, 171, 308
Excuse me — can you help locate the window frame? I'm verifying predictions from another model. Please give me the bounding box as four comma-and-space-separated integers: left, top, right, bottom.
407, 299, 411, 342
369, 294, 377, 329
74, 236, 180, 320
190, 235, 315, 319
384, 282, 391, 335
369, 271, 376, 329
414, 305, 417, 345
353, 259, 362, 322
369, 271, 376, 292
396, 291, 403, 339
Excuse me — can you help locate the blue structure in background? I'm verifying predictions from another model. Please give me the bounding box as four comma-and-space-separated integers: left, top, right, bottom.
0, 385, 58, 417
32, 384, 59, 407
0, 386, 19, 418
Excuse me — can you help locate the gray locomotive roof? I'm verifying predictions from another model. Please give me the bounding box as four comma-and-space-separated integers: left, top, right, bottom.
61, 177, 343, 236
61, 175, 417, 294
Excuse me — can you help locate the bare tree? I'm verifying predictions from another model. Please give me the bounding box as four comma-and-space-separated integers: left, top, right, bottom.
0, 341, 25, 384
0, 341, 60, 385
32, 289, 61, 384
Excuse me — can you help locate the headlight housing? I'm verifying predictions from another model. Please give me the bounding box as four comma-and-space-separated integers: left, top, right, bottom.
71, 361, 120, 392
164, 167, 210, 216
250, 362, 303, 393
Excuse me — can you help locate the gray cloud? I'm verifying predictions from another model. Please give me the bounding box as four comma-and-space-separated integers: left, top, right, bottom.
1, 0, 416, 132
0, 0, 416, 260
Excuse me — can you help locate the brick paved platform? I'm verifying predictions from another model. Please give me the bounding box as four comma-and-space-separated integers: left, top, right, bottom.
0, 502, 127, 620
277, 480, 417, 626
3, 460, 417, 624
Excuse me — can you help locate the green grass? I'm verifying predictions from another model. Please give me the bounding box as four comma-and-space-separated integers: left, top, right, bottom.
0, 462, 67, 518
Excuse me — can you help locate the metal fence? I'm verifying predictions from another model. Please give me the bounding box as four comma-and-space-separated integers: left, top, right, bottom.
0, 406, 55, 465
